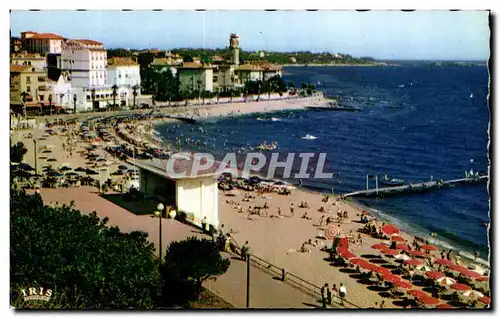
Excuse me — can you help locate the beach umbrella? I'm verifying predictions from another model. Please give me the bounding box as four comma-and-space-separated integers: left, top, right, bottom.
450, 283, 471, 291
324, 225, 342, 240
17, 163, 35, 171
75, 167, 86, 172
436, 276, 456, 286
416, 264, 433, 272
391, 236, 405, 242
417, 296, 441, 307
47, 171, 63, 177
436, 303, 454, 309
382, 273, 401, 284
393, 280, 413, 289
447, 264, 468, 273
408, 289, 429, 299
66, 172, 79, 177
382, 224, 400, 236
475, 276, 489, 282
462, 290, 484, 299
395, 253, 411, 261
461, 270, 481, 279
42, 149, 53, 153
420, 244, 437, 251
425, 271, 445, 280
118, 165, 128, 170
358, 261, 377, 272
396, 243, 411, 251
383, 249, 399, 256
86, 170, 99, 175
338, 249, 356, 260
478, 296, 491, 305
371, 243, 389, 251
97, 158, 106, 162
434, 258, 454, 266
372, 266, 391, 275
60, 166, 72, 171
47, 158, 57, 162
404, 259, 422, 266
409, 250, 427, 258
350, 258, 370, 266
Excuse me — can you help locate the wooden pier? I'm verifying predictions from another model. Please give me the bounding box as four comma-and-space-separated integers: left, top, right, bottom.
343, 175, 488, 198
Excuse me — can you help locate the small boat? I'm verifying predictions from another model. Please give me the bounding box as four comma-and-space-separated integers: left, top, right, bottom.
398, 84, 405, 88
256, 141, 277, 151
470, 93, 474, 99
301, 134, 318, 140
380, 174, 406, 186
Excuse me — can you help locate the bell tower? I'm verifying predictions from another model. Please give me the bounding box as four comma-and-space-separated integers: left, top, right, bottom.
229, 33, 239, 66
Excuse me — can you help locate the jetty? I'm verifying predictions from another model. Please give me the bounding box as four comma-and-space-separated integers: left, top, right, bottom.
343, 175, 488, 198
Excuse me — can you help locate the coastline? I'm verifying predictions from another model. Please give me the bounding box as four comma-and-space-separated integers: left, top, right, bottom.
283, 63, 396, 67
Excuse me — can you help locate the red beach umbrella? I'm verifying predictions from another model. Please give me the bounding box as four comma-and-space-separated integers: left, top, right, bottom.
436, 276, 456, 286
382, 224, 400, 236
404, 259, 423, 266
360, 262, 377, 271
382, 273, 401, 283
391, 236, 405, 242
383, 249, 399, 256
408, 289, 429, 299
425, 271, 445, 280
338, 249, 357, 260
461, 270, 482, 279
436, 303, 454, 309
372, 266, 391, 275
393, 280, 413, 289
447, 264, 468, 273
462, 290, 484, 299
476, 276, 489, 282
418, 296, 441, 306
350, 258, 370, 266
450, 283, 472, 291
371, 243, 389, 251
420, 244, 437, 251
479, 296, 491, 305
396, 243, 411, 251
409, 250, 427, 258
434, 258, 454, 266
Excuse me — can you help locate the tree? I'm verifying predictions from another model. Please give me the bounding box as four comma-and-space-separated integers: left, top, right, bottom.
111, 85, 119, 109
10, 189, 160, 309
20, 91, 29, 117
132, 85, 139, 109
161, 237, 230, 302
10, 142, 27, 163
91, 89, 96, 112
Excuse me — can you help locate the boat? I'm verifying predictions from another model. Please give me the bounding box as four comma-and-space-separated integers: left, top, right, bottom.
305, 101, 362, 112
470, 93, 474, 99
380, 174, 406, 186
301, 134, 318, 140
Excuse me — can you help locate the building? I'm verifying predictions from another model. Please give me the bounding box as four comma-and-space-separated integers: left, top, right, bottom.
10, 65, 50, 112
229, 33, 240, 66
11, 53, 47, 70
177, 62, 214, 93
107, 57, 141, 88
21, 31, 65, 54
46, 71, 73, 111
10, 37, 22, 54
133, 159, 220, 230
62, 39, 107, 88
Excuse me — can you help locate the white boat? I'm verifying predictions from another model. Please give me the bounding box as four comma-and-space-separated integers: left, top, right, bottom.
470, 93, 474, 98
301, 134, 318, 140
398, 84, 405, 88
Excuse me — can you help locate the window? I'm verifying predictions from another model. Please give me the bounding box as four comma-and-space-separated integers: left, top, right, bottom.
27, 86, 31, 93
26, 76, 31, 84
39, 95, 44, 101
38, 76, 46, 82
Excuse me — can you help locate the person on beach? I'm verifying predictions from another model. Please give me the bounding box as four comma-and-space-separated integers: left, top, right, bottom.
339, 283, 347, 305
380, 300, 385, 308
319, 215, 325, 227
331, 284, 338, 300
321, 283, 329, 308
474, 250, 479, 261
446, 249, 453, 261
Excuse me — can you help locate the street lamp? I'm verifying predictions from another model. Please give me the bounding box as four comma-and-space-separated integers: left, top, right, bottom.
245, 246, 251, 308
33, 138, 38, 175
155, 203, 164, 265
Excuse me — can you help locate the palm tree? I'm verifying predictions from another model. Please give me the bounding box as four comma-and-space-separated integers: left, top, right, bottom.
20, 92, 28, 117
132, 85, 139, 109
111, 84, 118, 110
229, 88, 234, 104
91, 89, 96, 112
73, 94, 77, 114
48, 94, 52, 116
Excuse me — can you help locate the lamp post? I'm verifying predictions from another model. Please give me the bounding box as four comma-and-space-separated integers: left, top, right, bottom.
155, 203, 164, 265
245, 247, 251, 308
33, 138, 38, 175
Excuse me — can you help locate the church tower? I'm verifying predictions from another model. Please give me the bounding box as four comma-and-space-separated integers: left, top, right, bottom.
229, 33, 239, 66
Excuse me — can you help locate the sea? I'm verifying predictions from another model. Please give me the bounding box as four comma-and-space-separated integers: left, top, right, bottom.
156, 64, 490, 264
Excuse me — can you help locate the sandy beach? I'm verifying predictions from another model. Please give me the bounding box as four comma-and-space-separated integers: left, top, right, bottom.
11, 96, 490, 309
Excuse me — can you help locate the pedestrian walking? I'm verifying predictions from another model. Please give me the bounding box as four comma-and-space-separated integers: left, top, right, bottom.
339, 283, 347, 305
321, 283, 329, 308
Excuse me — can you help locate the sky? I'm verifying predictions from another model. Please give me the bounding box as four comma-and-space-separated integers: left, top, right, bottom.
10, 10, 490, 60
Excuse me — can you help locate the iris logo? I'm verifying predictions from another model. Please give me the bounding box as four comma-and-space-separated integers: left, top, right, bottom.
20, 287, 53, 302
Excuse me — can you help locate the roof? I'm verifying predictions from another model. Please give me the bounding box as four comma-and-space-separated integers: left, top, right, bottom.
132, 157, 219, 180
211, 55, 225, 61
11, 53, 44, 59
10, 64, 31, 73
152, 58, 173, 66
34, 33, 65, 40
236, 64, 263, 71
178, 62, 212, 69
74, 39, 103, 46
21, 31, 37, 34
108, 57, 138, 66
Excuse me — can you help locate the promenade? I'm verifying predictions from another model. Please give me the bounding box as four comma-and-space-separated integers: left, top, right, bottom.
35, 187, 322, 309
